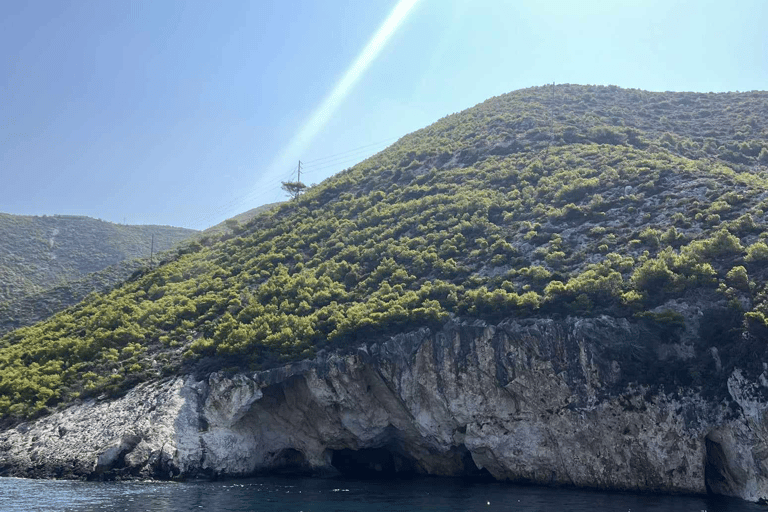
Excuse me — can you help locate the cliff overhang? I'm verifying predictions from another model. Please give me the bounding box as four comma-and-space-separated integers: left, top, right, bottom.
2, 316, 768, 503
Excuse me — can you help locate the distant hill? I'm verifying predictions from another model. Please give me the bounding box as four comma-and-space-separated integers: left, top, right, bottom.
0, 214, 196, 332
0, 205, 290, 336
201, 203, 283, 237
3, 84, 768, 420
0, 258, 150, 336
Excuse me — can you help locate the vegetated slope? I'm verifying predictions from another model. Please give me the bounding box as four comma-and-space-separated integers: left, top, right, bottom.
0, 207, 284, 337
202, 203, 283, 237
2, 84, 768, 420
0, 259, 154, 337
0, 215, 197, 335
0, 214, 197, 306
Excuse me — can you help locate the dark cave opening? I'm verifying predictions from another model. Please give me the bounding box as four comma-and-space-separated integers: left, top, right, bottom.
457, 445, 494, 482
330, 447, 417, 479
271, 448, 312, 475
704, 435, 735, 496
329, 444, 494, 481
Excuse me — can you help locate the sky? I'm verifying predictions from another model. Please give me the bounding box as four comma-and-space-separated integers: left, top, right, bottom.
1, 0, 766, 230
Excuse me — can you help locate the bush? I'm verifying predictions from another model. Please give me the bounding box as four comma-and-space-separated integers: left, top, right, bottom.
746, 242, 768, 263
684, 229, 743, 260
726, 266, 750, 292
631, 258, 677, 294
759, 148, 768, 164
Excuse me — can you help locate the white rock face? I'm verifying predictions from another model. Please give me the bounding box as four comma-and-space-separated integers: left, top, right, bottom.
1, 317, 768, 503
0, 378, 188, 479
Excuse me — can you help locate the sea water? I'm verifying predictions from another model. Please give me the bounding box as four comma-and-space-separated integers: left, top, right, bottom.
0, 476, 761, 512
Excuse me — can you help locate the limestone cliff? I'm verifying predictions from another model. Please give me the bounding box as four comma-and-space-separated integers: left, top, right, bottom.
2, 316, 768, 502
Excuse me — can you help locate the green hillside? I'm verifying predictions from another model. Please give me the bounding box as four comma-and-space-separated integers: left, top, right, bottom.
0, 207, 288, 337
0, 214, 197, 305
0, 215, 197, 336
2, 84, 768, 419
201, 203, 283, 237
0, 259, 151, 336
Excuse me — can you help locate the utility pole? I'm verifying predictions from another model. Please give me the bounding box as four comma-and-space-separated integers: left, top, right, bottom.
150, 234, 155, 267
281, 161, 307, 200
545, 82, 556, 159
550, 82, 555, 138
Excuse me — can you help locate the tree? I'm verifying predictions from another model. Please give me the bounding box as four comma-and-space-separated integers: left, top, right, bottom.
281, 181, 307, 200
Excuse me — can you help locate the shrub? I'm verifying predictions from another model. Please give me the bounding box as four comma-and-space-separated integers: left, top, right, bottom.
545, 251, 566, 267
660, 227, 685, 247
745, 242, 768, 263
638, 228, 661, 248
683, 229, 743, 260
726, 266, 750, 292
631, 257, 677, 293
759, 148, 768, 164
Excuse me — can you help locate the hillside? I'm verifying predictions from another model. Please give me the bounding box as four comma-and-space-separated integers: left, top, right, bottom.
0, 259, 149, 336
0, 207, 289, 337
2, 84, 768, 420
201, 203, 283, 237
0, 214, 197, 305
0, 215, 197, 335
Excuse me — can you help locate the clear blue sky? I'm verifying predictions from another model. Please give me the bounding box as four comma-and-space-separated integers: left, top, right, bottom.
1, 0, 766, 229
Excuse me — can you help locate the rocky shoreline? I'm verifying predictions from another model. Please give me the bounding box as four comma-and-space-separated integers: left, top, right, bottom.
2, 316, 767, 502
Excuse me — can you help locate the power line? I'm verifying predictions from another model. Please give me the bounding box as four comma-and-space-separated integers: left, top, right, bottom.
302, 140, 394, 169
301, 145, 389, 172
301, 136, 399, 165
189, 182, 275, 222
185, 136, 400, 229
184, 170, 293, 229
187, 184, 280, 225
302, 152, 384, 175
301, 145, 394, 177
187, 190, 280, 230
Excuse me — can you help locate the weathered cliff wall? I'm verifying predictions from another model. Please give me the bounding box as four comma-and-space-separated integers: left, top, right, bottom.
2, 316, 768, 502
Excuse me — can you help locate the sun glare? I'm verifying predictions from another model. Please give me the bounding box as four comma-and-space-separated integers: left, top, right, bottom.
259, 0, 421, 195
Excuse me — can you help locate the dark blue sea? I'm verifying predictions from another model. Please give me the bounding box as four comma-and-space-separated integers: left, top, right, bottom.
0, 476, 761, 511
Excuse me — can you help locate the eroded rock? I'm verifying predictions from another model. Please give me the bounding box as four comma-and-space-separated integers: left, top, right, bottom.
1, 317, 767, 503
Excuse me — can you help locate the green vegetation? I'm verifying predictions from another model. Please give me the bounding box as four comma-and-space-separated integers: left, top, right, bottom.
201, 203, 282, 237
281, 181, 308, 200
0, 214, 197, 336
2, 84, 768, 419
0, 214, 196, 306
0, 258, 148, 336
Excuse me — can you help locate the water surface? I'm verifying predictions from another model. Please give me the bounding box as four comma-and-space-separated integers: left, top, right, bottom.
0, 476, 761, 511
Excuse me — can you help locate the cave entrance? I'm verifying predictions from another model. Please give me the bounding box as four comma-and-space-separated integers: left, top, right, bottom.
271, 448, 312, 475
330, 447, 417, 479
457, 445, 494, 482
704, 435, 742, 496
